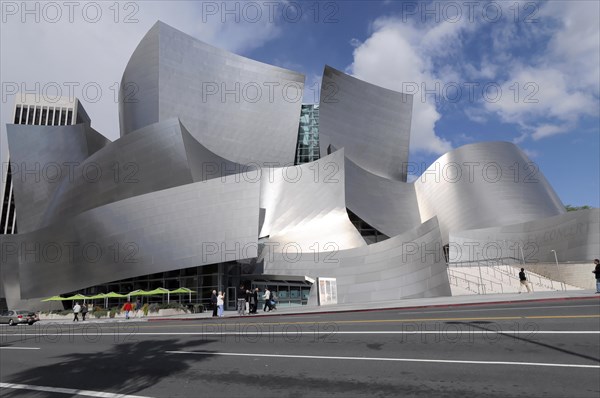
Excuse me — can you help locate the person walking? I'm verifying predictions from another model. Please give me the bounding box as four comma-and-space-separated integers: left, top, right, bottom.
263, 288, 272, 312
211, 290, 218, 317
518, 268, 532, 293
81, 303, 88, 321
123, 301, 133, 319
250, 288, 258, 314
135, 298, 142, 318
238, 285, 246, 316
72, 302, 81, 322
270, 290, 277, 311
592, 259, 600, 293
217, 291, 225, 317
245, 288, 251, 315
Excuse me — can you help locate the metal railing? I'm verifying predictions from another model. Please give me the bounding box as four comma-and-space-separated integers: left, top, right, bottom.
447, 268, 505, 294
449, 257, 566, 291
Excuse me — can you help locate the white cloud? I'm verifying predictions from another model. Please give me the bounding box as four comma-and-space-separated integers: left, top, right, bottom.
480, 1, 600, 142
464, 107, 487, 124
485, 66, 598, 126
349, 38, 362, 48
531, 123, 570, 141
522, 148, 539, 159
348, 17, 464, 154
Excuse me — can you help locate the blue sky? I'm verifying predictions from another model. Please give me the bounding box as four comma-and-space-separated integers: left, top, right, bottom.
1, 0, 598, 206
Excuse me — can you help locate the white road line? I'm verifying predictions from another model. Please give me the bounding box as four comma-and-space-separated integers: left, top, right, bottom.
0, 382, 153, 397
0, 347, 40, 350
0, 331, 598, 336
165, 351, 600, 369
393, 304, 600, 316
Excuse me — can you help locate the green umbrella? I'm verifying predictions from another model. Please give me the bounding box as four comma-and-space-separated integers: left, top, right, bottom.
127, 289, 149, 298
103, 292, 128, 298
94, 292, 127, 308
41, 296, 66, 302
169, 288, 195, 302
145, 288, 171, 302
64, 294, 89, 301
86, 294, 107, 299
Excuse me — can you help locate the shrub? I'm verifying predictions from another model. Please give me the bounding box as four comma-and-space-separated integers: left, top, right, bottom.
109, 307, 121, 318
148, 303, 160, 314
157, 302, 188, 312
93, 310, 108, 319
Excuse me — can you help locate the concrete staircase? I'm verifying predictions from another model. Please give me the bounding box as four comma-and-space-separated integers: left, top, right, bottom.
447, 262, 582, 296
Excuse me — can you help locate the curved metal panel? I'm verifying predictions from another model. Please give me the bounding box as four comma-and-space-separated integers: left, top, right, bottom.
414, 142, 565, 243
6, 123, 109, 234
449, 208, 600, 264
5, 175, 260, 301
264, 217, 451, 304
120, 21, 305, 166
15, 119, 248, 231
318, 65, 413, 181
259, 149, 365, 253
345, 155, 421, 237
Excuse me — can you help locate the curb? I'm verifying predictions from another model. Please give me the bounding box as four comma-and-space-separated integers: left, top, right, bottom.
147, 295, 599, 322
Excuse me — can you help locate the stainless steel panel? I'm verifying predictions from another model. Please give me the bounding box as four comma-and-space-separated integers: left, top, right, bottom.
415, 142, 566, 243
345, 156, 421, 237
264, 217, 452, 304
6, 123, 109, 234
2, 175, 260, 301
259, 149, 365, 253
120, 21, 304, 167
449, 208, 600, 264
318, 65, 413, 181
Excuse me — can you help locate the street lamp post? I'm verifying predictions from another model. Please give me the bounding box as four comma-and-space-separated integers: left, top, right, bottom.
519, 242, 526, 265
476, 253, 486, 295
550, 250, 565, 291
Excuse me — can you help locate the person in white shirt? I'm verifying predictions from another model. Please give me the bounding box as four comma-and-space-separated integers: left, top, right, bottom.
217, 291, 225, 317
73, 302, 81, 322
263, 288, 272, 312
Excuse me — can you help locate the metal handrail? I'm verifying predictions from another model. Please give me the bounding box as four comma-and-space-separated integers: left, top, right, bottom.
447, 272, 483, 295
451, 268, 504, 294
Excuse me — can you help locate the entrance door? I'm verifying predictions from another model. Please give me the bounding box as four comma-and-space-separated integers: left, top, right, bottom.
226, 287, 236, 310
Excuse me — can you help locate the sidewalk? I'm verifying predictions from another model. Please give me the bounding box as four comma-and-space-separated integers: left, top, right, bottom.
34, 290, 598, 325
148, 289, 600, 322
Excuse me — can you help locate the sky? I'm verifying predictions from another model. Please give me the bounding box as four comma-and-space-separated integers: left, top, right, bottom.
1, 0, 598, 207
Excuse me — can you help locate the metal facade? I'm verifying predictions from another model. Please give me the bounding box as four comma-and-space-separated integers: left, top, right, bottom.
120, 21, 305, 167
318, 65, 413, 181
3, 21, 594, 310
264, 217, 452, 303
414, 142, 566, 243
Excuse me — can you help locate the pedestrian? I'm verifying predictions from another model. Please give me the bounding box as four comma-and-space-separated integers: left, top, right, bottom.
250, 288, 258, 314
211, 290, 218, 317
217, 291, 225, 317
135, 298, 142, 318
238, 284, 246, 316
270, 290, 277, 311
263, 287, 272, 312
81, 303, 88, 321
518, 268, 532, 293
123, 300, 133, 319
72, 302, 81, 322
245, 289, 251, 315
592, 259, 600, 293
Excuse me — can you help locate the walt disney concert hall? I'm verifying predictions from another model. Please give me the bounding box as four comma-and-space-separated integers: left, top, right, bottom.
1, 22, 598, 310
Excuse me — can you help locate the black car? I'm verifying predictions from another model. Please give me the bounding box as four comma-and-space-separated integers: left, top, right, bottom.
0, 310, 39, 326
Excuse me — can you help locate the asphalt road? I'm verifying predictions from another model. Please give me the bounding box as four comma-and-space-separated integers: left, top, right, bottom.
1, 298, 599, 398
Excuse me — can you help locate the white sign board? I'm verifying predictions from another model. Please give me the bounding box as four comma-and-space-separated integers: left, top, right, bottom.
317, 277, 337, 306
